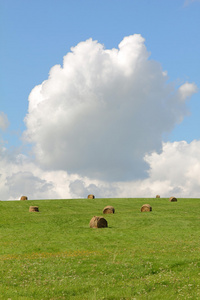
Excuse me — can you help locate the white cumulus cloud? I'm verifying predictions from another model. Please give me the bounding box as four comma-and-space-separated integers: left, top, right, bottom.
24, 34, 197, 182
144, 140, 200, 197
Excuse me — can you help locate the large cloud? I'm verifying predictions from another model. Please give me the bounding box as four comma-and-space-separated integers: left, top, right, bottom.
24, 34, 197, 181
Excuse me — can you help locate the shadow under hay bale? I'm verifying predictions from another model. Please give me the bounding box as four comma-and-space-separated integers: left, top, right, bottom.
20, 196, 28, 201
88, 194, 95, 199
141, 204, 152, 212
103, 206, 115, 214
89, 216, 108, 228
29, 206, 39, 212
169, 197, 177, 202
156, 195, 160, 198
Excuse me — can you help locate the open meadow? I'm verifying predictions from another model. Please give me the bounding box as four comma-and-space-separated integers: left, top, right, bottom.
0, 197, 200, 299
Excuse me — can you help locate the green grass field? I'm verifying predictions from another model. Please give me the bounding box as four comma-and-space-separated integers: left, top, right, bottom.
0, 198, 200, 299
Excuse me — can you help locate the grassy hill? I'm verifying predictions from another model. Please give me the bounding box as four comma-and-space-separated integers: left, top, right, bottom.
0, 197, 200, 299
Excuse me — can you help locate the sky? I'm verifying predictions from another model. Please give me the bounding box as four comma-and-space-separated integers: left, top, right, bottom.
0, 0, 200, 200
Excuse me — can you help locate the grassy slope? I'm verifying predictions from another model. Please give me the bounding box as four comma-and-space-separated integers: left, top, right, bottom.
0, 198, 200, 299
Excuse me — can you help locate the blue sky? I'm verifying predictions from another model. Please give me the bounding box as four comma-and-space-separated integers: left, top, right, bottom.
0, 0, 200, 199
1, 0, 199, 145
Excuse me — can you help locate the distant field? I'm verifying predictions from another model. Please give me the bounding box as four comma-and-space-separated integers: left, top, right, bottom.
0, 198, 200, 299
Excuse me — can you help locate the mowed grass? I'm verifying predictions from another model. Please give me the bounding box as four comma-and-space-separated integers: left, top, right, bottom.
0, 198, 200, 300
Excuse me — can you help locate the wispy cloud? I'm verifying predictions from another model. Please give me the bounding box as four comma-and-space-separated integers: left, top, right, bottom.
184, 0, 200, 7
0, 112, 9, 131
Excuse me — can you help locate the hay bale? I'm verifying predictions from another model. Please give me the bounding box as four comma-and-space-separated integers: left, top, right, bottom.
103, 205, 115, 214
141, 204, 152, 212
169, 197, 177, 202
89, 216, 108, 228
29, 206, 39, 212
88, 194, 95, 199
20, 196, 28, 201
156, 195, 160, 198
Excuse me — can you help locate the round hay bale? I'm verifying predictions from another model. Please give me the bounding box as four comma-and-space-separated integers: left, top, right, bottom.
88, 194, 95, 199
29, 206, 39, 212
20, 196, 28, 201
141, 204, 152, 212
103, 205, 115, 214
169, 197, 177, 202
156, 195, 160, 198
89, 216, 108, 228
